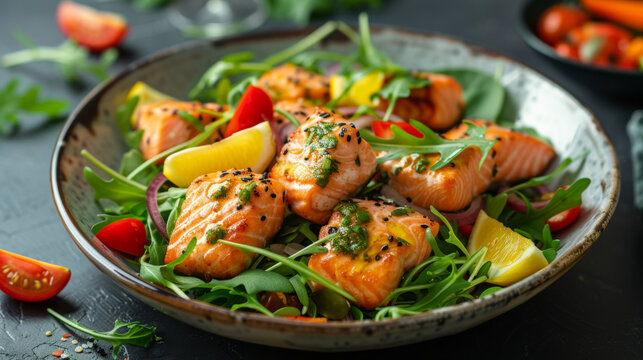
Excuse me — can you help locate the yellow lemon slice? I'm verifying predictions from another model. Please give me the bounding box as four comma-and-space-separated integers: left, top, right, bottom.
126, 81, 175, 127
163, 121, 275, 188
330, 71, 385, 107
468, 210, 548, 286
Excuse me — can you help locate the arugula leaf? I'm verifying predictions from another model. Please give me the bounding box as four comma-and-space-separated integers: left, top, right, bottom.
540, 224, 560, 263
371, 73, 430, 121
0, 79, 67, 135
433, 68, 505, 120
290, 51, 350, 73
47, 308, 156, 359
430, 206, 469, 258
503, 158, 572, 194
507, 178, 590, 240
140, 238, 198, 299
189, 55, 269, 100
1, 37, 117, 83
361, 120, 496, 171
208, 269, 294, 294
84, 167, 146, 206
483, 193, 508, 219
219, 240, 357, 302
274, 107, 301, 127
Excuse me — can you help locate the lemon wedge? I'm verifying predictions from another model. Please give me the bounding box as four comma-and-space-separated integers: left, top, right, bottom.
468, 210, 548, 286
163, 121, 275, 188
330, 71, 385, 107
126, 81, 175, 127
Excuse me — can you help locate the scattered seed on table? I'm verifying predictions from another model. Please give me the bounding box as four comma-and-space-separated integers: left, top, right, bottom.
62, 333, 72, 338
74, 346, 83, 353
60, 338, 67, 342
51, 350, 63, 357
61, 353, 70, 359
71, 339, 78, 345
45, 331, 52, 337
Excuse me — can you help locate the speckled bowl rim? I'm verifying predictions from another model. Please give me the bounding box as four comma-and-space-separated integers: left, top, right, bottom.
518, 0, 643, 77
50, 26, 620, 341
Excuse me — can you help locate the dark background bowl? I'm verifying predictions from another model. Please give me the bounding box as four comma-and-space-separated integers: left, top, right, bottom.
519, 0, 643, 98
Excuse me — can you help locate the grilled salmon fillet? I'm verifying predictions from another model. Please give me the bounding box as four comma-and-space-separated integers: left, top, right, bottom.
136, 101, 226, 161
257, 64, 330, 102
270, 109, 377, 224
380, 147, 494, 212
165, 169, 286, 279
377, 73, 464, 131
444, 119, 556, 183
273, 99, 316, 143
308, 199, 439, 309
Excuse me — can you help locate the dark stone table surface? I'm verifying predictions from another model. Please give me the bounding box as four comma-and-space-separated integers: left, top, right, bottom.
1, 0, 641, 359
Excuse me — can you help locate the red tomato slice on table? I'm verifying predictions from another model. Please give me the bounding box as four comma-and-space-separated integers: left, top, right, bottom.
372, 121, 423, 139
96, 218, 148, 257
56, 1, 128, 51
0, 249, 71, 302
224, 85, 274, 137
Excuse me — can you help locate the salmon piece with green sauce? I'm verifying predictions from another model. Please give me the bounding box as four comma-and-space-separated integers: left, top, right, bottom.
379, 146, 495, 212
272, 99, 316, 143
136, 101, 226, 161
443, 119, 556, 183
270, 109, 377, 224
308, 199, 439, 310
377, 73, 464, 131
165, 169, 286, 280
257, 63, 330, 102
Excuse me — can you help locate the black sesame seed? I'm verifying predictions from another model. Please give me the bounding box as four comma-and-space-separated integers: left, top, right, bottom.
247, 167, 252, 172
283, 149, 288, 155
421, 224, 429, 229
262, 171, 268, 180
397, 241, 403, 247
375, 255, 381, 261
356, 131, 361, 137
341, 127, 348, 133
232, 170, 241, 175
270, 193, 277, 198
321, 150, 330, 155
219, 172, 229, 177
383, 217, 389, 222
357, 137, 362, 144
388, 235, 395, 242
260, 215, 266, 221
241, 176, 252, 182
328, 226, 338, 234
304, 157, 309, 161
236, 204, 243, 210
381, 244, 389, 251
338, 122, 346, 126
350, 123, 356, 128
374, 202, 381, 207
264, 185, 269, 192
339, 132, 345, 137
319, 112, 331, 118
406, 197, 412, 202
449, 162, 455, 168
347, 135, 352, 142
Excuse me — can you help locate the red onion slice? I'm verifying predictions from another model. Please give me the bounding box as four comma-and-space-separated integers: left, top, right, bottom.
380, 185, 483, 226
146, 172, 169, 241
505, 193, 549, 213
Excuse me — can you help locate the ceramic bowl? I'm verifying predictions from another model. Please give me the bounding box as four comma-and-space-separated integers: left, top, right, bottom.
519, 0, 643, 97
50, 27, 619, 351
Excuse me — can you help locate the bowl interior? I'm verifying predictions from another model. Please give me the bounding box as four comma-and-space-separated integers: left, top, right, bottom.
52, 28, 619, 350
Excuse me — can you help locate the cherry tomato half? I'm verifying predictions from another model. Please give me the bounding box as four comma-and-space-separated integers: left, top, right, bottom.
372, 121, 424, 139
458, 224, 474, 238
0, 249, 71, 302
283, 316, 328, 323
543, 186, 582, 232
96, 218, 147, 257
537, 5, 589, 45
224, 85, 274, 137
56, 1, 128, 51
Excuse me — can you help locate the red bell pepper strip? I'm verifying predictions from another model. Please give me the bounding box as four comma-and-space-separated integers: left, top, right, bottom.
224, 85, 274, 137
371, 121, 423, 139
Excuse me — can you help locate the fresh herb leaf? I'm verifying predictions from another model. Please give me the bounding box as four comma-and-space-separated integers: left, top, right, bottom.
503, 158, 572, 194
433, 68, 505, 120
361, 120, 496, 171
507, 178, 590, 240
47, 308, 156, 359
480, 286, 502, 297
177, 110, 205, 132
540, 224, 560, 263
218, 240, 357, 302
430, 206, 469, 257
227, 76, 257, 107
371, 73, 430, 121
483, 193, 507, 219
1, 37, 117, 83
166, 198, 183, 237
0, 79, 67, 136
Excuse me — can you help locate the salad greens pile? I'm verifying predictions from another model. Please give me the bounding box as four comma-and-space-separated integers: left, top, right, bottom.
82, 14, 590, 322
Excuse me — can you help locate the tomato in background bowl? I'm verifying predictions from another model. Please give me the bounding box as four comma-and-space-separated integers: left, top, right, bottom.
56, 1, 128, 51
